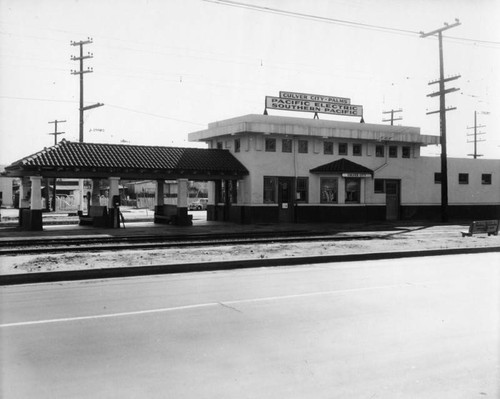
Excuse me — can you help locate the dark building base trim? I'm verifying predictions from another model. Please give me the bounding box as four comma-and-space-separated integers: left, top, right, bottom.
207, 204, 500, 224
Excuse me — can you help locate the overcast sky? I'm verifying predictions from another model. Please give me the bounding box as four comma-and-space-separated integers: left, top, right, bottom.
1, 0, 499, 164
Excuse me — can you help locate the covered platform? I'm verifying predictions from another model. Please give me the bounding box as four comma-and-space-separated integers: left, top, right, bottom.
1, 140, 248, 230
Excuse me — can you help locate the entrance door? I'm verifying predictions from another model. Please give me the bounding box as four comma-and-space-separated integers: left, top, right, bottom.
278, 177, 294, 223
385, 180, 400, 220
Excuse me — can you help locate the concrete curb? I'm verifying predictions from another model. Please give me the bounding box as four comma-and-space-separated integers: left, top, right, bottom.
1, 246, 498, 286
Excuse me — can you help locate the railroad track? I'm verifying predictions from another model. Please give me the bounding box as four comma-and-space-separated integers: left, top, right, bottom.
0, 231, 376, 256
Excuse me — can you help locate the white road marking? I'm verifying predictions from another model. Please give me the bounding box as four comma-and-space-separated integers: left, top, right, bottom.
0, 281, 432, 328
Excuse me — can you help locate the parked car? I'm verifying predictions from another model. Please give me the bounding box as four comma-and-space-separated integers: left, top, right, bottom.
188, 198, 208, 210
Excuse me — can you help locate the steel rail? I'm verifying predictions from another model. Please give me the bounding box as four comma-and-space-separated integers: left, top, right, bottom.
0, 233, 376, 256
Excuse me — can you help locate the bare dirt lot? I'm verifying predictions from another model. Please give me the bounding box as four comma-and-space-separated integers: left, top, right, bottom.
2, 224, 499, 275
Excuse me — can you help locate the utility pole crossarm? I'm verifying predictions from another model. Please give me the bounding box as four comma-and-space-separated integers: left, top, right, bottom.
426, 106, 456, 115
428, 75, 461, 85
419, 20, 461, 37
71, 39, 93, 46
71, 69, 93, 75
427, 87, 460, 97
82, 103, 104, 111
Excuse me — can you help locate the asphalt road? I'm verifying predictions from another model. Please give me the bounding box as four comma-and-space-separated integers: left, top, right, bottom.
1, 253, 498, 398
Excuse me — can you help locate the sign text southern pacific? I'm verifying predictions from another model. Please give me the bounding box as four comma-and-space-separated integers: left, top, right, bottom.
266, 96, 363, 117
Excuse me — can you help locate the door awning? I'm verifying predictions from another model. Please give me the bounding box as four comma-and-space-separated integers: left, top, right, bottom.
310, 158, 373, 176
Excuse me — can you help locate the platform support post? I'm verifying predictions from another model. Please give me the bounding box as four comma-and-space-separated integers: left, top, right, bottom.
19, 177, 30, 208
107, 176, 120, 228
91, 179, 100, 206
176, 178, 192, 226
156, 180, 165, 206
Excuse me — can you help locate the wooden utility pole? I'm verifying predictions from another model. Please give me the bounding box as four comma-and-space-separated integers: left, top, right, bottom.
48, 120, 66, 211
420, 20, 461, 223
48, 119, 66, 145
467, 111, 486, 159
71, 38, 103, 212
382, 109, 402, 125
70, 38, 103, 143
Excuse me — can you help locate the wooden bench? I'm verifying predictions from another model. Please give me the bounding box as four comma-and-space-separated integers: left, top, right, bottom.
79, 206, 108, 227
154, 205, 177, 224
461, 220, 499, 237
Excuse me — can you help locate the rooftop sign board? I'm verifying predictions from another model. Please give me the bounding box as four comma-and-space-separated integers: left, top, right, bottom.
279, 91, 350, 105
266, 91, 363, 117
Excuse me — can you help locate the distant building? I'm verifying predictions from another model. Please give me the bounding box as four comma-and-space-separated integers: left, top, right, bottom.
0, 165, 15, 207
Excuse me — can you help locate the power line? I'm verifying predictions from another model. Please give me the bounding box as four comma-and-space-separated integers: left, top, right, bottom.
0, 95, 77, 104
106, 104, 206, 126
204, 0, 500, 47
0, 95, 205, 126
204, 0, 418, 35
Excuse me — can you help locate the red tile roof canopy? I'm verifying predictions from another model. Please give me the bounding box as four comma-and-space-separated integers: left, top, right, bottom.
3, 140, 249, 180
310, 158, 373, 175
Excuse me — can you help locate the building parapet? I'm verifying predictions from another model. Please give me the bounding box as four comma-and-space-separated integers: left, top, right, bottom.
189, 114, 440, 146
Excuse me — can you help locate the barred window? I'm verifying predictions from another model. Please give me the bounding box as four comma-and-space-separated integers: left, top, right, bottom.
375, 145, 384, 157
353, 144, 362, 156
298, 140, 308, 153
234, 138, 240, 153
389, 146, 398, 158
265, 138, 276, 152
339, 143, 348, 155
482, 174, 492, 185
282, 139, 292, 153
324, 141, 333, 155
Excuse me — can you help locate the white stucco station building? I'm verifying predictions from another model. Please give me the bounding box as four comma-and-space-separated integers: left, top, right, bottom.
189, 111, 499, 224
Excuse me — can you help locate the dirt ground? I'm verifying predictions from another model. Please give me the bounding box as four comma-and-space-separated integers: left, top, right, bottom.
1, 226, 499, 275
